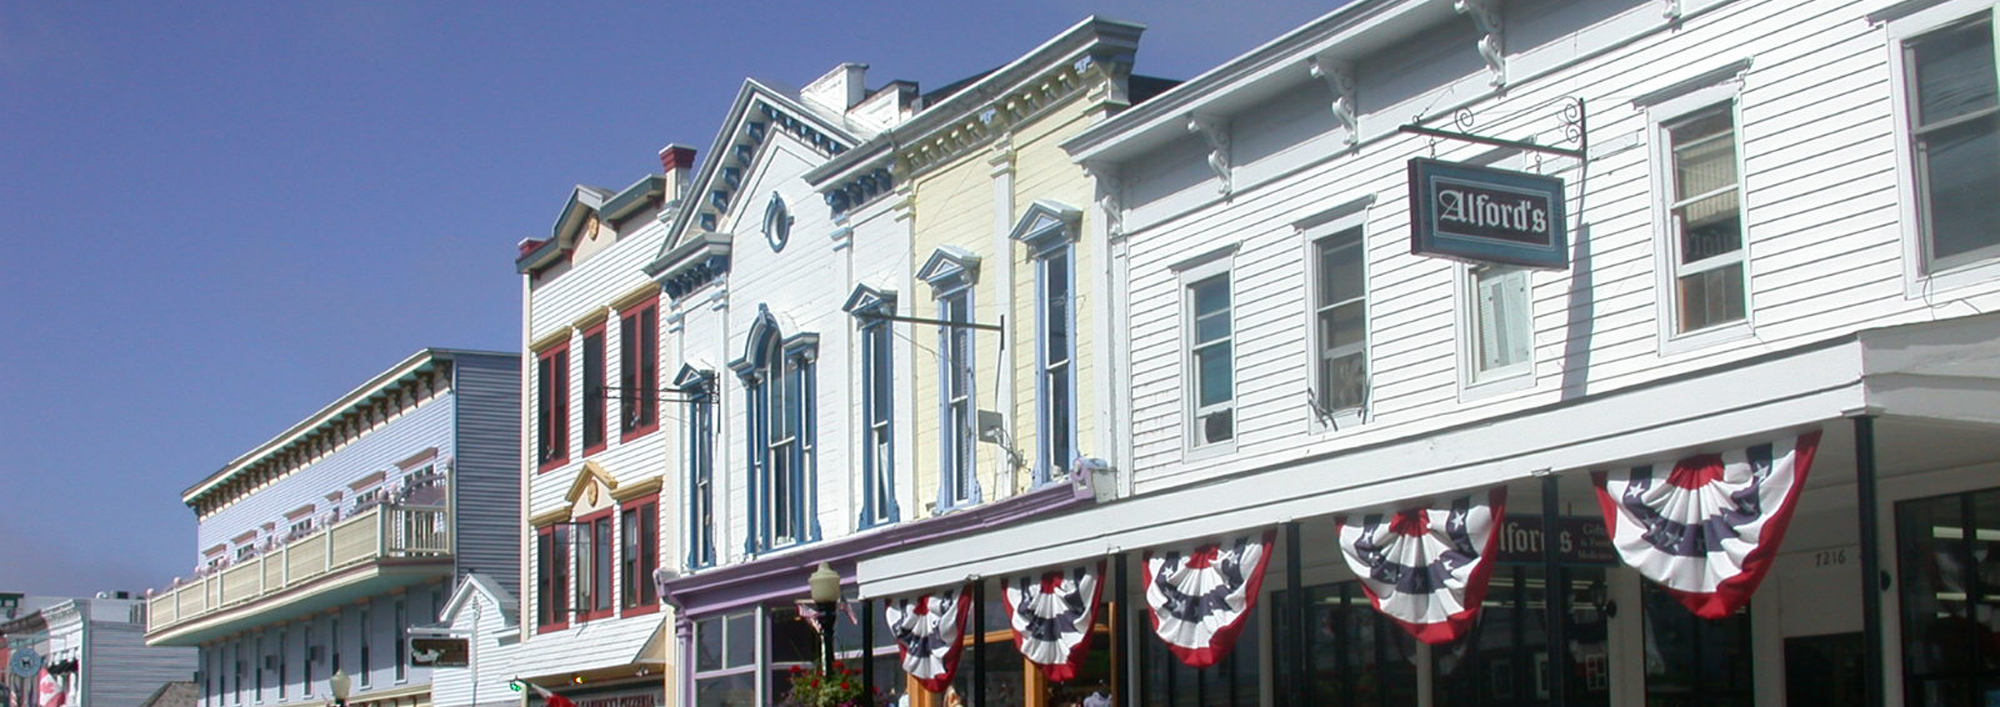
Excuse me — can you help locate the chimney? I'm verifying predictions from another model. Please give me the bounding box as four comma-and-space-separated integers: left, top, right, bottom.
658, 144, 698, 206
802, 62, 869, 112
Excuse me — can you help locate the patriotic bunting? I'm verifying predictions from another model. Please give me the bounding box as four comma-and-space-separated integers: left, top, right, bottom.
1002, 561, 1106, 682
1336, 488, 1507, 645
1593, 430, 1822, 619
1142, 531, 1276, 668
884, 585, 975, 693
523, 682, 576, 707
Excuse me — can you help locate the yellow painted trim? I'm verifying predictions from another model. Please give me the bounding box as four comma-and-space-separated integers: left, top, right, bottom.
565, 460, 619, 504
573, 307, 611, 331
529, 505, 575, 528
610, 284, 664, 313
530, 327, 572, 353
610, 476, 663, 502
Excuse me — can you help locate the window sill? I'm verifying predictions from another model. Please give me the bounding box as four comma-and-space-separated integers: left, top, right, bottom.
1910, 255, 2000, 299
1182, 440, 1237, 462
620, 422, 661, 445
536, 457, 570, 474
581, 442, 608, 458
1658, 320, 1754, 356
535, 622, 570, 634
1460, 367, 1535, 402
1309, 408, 1366, 435
579, 608, 616, 623
620, 603, 662, 619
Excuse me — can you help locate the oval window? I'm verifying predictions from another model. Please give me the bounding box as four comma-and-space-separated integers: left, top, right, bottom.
763, 193, 791, 252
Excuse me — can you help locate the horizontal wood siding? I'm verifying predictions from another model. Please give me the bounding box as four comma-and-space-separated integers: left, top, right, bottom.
1114, 0, 2000, 495
452, 353, 523, 598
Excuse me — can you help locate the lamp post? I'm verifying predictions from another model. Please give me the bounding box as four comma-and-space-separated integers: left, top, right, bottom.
807, 562, 840, 672
329, 669, 351, 707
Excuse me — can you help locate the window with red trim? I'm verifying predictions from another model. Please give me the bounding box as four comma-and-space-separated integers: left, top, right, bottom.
581, 324, 608, 455
620, 298, 660, 441
536, 342, 571, 471
576, 510, 616, 621
621, 495, 660, 614
535, 524, 571, 632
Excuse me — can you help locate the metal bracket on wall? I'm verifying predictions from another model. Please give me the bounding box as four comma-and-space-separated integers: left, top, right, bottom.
1398, 96, 1589, 160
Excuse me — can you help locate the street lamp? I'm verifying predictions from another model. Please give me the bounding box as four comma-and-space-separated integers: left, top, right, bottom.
807, 562, 840, 671
328, 669, 352, 707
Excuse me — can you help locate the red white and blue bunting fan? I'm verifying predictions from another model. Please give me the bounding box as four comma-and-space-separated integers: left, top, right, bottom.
884, 585, 975, 693
1142, 530, 1276, 668
1592, 430, 1822, 620
1335, 488, 1507, 645
1002, 561, 1106, 682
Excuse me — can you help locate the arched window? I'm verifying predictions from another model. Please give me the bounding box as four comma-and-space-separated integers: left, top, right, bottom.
733, 307, 818, 551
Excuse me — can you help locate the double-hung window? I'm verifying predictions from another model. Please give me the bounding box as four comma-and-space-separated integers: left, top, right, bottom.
536, 524, 571, 631
1662, 104, 1748, 335
620, 495, 659, 613
621, 298, 661, 440
1184, 262, 1235, 449
1898, 6, 2000, 274
847, 287, 900, 528
358, 608, 371, 686
536, 342, 571, 470
679, 370, 716, 568
392, 600, 407, 682
940, 289, 980, 506
1312, 226, 1367, 416
1035, 246, 1078, 485
576, 512, 615, 620
738, 315, 817, 552
581, 323, 608, 455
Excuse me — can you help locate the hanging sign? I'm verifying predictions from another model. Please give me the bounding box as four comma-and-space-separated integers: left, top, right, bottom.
1002, 561, 1105, 682
1336, 488, 1506, 645
408, 636, 469, 668
1408, 158, 1568, 268
1142, 531, 1276, 668
884, 585, 975, 693
1593, 430, 1822, 619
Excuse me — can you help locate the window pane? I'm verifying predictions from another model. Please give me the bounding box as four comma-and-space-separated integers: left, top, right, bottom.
1671, 111, 1738, 201
1677, 263, 1747, 333
1913, 21, 1998, 127
693, 673, 754, 707
1048, 367, 1071, 473
696, 617, 724, 672
1320, 352, 1366, 412
1318, 231, 1364, 305
1323, 301, 1366, 352
1196, 343, 1232, 407
1921, 118, 2000, 263
726, 613, 756, 668
1644, 582, 1754, 707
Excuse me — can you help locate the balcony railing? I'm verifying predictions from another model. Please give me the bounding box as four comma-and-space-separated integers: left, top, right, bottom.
147, 504, 450, 635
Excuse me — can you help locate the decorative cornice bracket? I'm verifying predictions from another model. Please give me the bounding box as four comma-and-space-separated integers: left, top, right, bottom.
1186, 113, 1231, 194
1455, 0, 1505, 88
1307, 55, 1359, 147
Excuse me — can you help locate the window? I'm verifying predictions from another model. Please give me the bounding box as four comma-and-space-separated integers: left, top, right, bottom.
1896, 487, 2000, 707
1904, 12, 2000, 272
576, 513, 614, 620
234, 645, 244, 704
1272, 582, 1417, 707
255, 634, 265, 702
681, 370, 717, 568
536, 524, 571, 631
1468, 265, 1533, 384
621, 496, 660, 613
1035, 245, 1078, 485
1312, 226, 1368, 415
536, 342, 571, 470
1433, 564, 1613, 707
329, 617, 341, 678
1186, 270, 1234, 448
581, 323, 607, 454
1643, 582, 1752, 706
692, 612, 759, 707
276, 629, 287, 699
1661, 103, 1747, 335
740, 320, 817, 551
621, 298, 661, 440
1139, 599, 1260, 707
858, 310, 899, 527
301, 625, 313, 697
393, 599, 407, 682
939, 288, 981, 507
358, 607, 371, 686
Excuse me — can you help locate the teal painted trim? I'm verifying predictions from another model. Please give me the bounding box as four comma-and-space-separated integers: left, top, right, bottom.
601, 175, 665, 222
515, 240, 562, 273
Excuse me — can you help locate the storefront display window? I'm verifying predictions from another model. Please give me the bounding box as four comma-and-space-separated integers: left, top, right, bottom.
694, 612, 760, 707
1139, 605, 1260, 707
1432, 565, 1611, 707
1897, 488, 2000, 707
1642, 582, 1752, 707
1272, 581, 1418, 707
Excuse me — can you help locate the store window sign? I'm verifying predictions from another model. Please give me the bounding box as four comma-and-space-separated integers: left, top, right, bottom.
1408, 158, 1569, 269
1496, 515, 1616, 565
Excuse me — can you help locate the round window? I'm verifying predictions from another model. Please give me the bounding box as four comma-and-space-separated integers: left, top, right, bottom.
763, 193, 791, 252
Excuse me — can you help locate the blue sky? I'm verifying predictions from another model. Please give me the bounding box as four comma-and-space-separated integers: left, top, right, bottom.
0, 1, 1334, 597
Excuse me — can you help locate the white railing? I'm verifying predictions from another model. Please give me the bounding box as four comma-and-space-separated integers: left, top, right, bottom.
148, 504, 451, 635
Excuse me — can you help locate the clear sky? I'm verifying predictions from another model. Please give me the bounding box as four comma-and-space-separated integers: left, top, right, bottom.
0, 0, 1335, 597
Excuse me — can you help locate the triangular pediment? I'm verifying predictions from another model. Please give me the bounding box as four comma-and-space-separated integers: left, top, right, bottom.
917, 246, 982, 289
843, 284, 898, 316
1007, 199, 1082, 247
658, 79, 862, 259
564, 460, 620, 515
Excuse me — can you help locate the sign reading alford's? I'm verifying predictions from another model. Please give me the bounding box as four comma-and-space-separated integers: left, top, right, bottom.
1408, 158, 1569, 269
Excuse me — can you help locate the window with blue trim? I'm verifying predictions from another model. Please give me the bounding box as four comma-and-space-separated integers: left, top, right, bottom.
737, 312, 819, 552
860, 310, 899, 527
680, 370, 716, 568
939, 288, 980, 508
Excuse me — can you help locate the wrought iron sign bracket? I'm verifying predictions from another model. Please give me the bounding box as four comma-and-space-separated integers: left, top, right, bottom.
854, 311, 1005, 333
1398, 96, 1589, 161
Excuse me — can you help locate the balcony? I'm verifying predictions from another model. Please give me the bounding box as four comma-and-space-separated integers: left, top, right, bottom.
146, 504, 452, 646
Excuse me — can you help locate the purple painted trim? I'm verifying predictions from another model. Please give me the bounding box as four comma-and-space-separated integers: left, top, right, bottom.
664, 482, 1091, 617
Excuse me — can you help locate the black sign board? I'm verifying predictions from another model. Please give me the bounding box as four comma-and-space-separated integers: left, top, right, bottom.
1409, 158, 1569, 268
1495, 515, 1616, 565
409, 636, 469, 668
